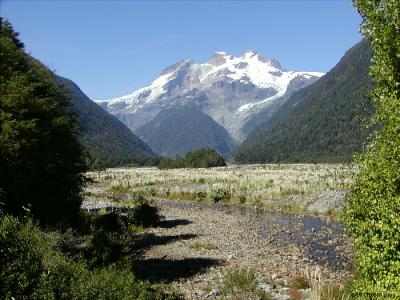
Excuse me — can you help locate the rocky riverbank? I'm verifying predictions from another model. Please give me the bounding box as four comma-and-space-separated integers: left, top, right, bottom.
82, 195, 353, 299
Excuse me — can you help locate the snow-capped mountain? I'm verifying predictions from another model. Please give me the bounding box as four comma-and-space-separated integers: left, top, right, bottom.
96, 50, 324, 142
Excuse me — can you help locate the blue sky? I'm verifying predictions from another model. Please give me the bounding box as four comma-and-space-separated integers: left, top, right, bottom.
1, 1, 362, 100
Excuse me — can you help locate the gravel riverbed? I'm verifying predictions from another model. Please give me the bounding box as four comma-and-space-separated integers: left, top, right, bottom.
120, 199, 354, 299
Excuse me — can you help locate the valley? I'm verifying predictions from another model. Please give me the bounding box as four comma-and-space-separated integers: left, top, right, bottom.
83, 164, 356, 299
2, 1, 399, 298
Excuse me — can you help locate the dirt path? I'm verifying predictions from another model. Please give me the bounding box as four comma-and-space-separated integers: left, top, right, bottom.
131, 199, 353, 299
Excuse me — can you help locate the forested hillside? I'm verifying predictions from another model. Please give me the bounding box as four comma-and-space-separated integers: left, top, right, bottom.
235, 39, 372, 163
56, 76, 157, 167
137, 102, 236, 157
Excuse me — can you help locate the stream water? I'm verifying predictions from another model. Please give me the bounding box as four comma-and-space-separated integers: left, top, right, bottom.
82, 190, 351, 273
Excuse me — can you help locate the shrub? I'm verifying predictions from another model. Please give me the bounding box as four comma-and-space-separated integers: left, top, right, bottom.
211, 189, 231, 203
92, 212, 124, 233
127, 202, 161, 227
221, 269, 271, 300
196, 191, 207, 202
185, 148, 226, 168
0, 214, 176, 299
0, 215, 46, 299
347, 0, 400, 294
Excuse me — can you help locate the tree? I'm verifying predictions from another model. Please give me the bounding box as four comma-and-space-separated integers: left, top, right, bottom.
158, 148, 226, 169
185, 148, 226, 168
346, 0, 400, 295
0, 19, 87, 224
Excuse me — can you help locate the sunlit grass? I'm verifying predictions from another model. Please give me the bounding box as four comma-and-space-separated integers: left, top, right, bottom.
85, 164, 356, 216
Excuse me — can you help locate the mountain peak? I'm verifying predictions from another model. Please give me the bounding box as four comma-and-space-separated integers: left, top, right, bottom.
96, 50, 324, 141
160, 59, 193, 75
209, 51, 233, 66
265, 58, 282, 69
244, 50, 258, 58
242, 50, 282, 69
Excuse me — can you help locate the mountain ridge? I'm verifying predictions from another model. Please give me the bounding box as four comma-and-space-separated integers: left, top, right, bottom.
56, 76, 157, 167
95, 50, 323, 142
234, 39, 372, 163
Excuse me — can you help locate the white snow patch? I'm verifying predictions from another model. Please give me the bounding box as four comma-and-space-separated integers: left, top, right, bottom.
95, 50, 325, 112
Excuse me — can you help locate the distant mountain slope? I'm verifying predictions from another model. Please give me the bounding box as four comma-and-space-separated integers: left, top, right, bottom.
96, 50, 323, 141
56, 76, 156, 167
136, 96, 236, 157
234, 39, 372, 163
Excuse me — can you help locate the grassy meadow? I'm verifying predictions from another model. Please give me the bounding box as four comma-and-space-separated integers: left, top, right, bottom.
85, 164, 356, 216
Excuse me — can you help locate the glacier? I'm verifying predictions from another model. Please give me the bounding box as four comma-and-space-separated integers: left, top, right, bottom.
95, 50, 324, 141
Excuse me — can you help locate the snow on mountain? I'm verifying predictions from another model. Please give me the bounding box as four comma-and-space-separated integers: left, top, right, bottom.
96, 50, 324, 141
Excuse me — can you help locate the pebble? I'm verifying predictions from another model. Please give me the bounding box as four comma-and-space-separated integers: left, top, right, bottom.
82, 195, 353, 299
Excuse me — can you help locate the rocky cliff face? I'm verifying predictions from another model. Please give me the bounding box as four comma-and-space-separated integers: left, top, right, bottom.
96, 50, 323, 142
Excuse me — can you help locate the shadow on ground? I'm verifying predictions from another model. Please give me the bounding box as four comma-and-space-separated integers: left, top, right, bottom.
133, 257, 221, 283
131, 220, 221, 282
157, 219, 192, 228
134, 233, 197, 251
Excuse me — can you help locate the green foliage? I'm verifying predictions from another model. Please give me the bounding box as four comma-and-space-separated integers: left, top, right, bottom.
126, 202, 161, 227
0, 214, 176, 299
185, 148, 227, 168
0, 19, 87, 224
196, 191, 207, 202
159, 148, 226, 169
235, 39, 372, 164
211, 189, 231, 203
159, 156, 187, 169
221, 269, 271, 300
136, 101, 235, 157
56, 76, 158, 169
346, 0, 400, 295
0, 215, 44, 298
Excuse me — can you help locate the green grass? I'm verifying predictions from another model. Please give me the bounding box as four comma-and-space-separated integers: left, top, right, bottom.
85, 164, 355, 217
221, 269, 272, 300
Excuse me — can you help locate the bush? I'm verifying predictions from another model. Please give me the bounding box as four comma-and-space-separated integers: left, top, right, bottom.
0, 214, 176, 299
211, 189, 231, 203
196, 191, 207, 202
127, 202, 161, 227
33, 256, 171, 300
0, 215, 45, 299
346, 0, 400, 295
185, 148, 226, 168
221, 269, 271, 300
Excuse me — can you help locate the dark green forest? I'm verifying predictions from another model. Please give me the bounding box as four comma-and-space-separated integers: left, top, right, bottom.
234, 39, 372, 164
56, 76, 157, 168
159, 148, 226, 169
